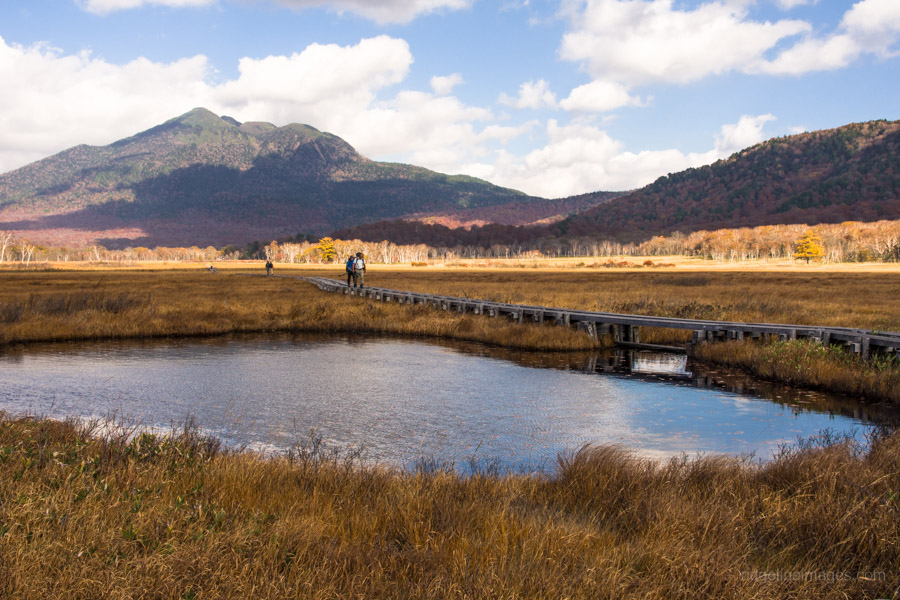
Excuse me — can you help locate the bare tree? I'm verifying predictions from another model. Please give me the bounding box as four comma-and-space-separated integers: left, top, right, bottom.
281, 243, 302, 264
0, 231, 13, 264
19, 241, 35, 267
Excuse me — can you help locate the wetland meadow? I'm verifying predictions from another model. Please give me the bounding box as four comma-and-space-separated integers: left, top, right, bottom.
1, 260, 899, 598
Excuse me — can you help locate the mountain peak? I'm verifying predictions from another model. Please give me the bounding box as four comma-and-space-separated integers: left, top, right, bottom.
167, 107, 232, 129
0, 108, 530, 247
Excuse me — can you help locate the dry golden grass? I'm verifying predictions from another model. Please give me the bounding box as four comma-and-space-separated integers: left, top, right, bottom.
2, 265, 898, 400
1, 414, 898, 599
692, 339, 900, 403
346, 267, 900, 334
0, 270, 597, 351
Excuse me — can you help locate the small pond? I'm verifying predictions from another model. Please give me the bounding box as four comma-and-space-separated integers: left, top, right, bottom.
0, 334, 893, 471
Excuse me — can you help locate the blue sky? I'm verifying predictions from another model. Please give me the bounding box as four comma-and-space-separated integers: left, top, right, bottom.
1, 0, 898, 197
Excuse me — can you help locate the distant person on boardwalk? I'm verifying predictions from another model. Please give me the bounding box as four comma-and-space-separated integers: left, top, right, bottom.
208, 265, 218, 273
345, 255, 355, 287
265, 259, 273, 276
353, 252, 366, 288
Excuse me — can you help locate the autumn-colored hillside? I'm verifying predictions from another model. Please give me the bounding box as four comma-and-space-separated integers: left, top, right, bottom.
341, 120, 900, 247
558, 119, 900, 241
408, 190, 625, 229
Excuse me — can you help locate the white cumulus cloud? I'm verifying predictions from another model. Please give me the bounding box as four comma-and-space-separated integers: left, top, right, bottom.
559, 0, 810, 86
559, 80, 645, 112
0, 36, 214, 166
339, 89, 494, 164
715, 114, 776, 156
559, 0, 900, 94
754, 0, 900, 74
498, 79, 558, 110
215, 36, 411, 107
475, 114, 775, 198
430, 73, 463, 95
841, 0, 900, 54
755, 34, 859, 74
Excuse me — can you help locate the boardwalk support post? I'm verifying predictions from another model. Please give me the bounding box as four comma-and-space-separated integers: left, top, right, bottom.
577, 321, 598, 340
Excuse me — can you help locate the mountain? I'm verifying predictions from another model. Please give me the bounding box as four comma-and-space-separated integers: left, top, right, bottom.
404, 190, 625, 229
556, 119, 900, 241
5, 112, 897, 249
339, 119, 900, 247
0, 108, 545, 247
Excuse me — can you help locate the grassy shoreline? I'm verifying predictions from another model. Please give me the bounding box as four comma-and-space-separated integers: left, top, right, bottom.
0, 270, 600, 352
1, 414, 897, 599
691, 339, 900, 403
1, 267, 898, 402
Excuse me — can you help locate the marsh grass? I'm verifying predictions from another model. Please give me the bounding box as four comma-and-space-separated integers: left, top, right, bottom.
0, 292, 149, 324
0, 270, 597, 351
2, 267, 898, 399
354, 269, 900, 335
1, 413, 898, 599
692, 339, 900, 403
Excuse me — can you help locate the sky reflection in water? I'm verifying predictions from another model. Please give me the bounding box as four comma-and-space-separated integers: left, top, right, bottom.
0, 335, 882, 471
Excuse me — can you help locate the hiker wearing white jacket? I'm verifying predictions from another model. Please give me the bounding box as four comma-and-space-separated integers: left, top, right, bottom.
353, 252, 366, 288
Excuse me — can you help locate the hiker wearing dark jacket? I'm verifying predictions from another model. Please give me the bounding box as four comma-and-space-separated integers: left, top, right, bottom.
265, 260, 273, 276
345, 255, 355, 287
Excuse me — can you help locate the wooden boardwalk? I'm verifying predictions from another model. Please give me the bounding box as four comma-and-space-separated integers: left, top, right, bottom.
302, 276, 900, 358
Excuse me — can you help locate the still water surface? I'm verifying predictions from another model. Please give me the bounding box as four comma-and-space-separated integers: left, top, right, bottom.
0, 334, 888, 470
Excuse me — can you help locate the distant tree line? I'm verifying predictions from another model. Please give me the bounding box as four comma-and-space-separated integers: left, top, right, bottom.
630, 220, 900, 263
1, 219, 898, 265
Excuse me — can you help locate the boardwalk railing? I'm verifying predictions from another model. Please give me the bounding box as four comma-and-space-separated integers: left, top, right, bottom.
303, 276, 900, 358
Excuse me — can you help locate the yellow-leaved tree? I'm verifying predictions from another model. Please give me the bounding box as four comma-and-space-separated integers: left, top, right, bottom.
316, 237, 336, 263
793, 230, 825, 264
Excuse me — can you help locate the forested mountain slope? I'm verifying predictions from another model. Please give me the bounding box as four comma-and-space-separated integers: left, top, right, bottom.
556, 120, 900, 241
336, 120, 900, 247
0, 108, 540, 247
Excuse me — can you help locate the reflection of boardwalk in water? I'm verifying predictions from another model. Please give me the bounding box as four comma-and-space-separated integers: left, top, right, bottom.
595, 348, 893, 424
0, 334, 888, 467
300, 276, 900, 359
484, 344, 898, 427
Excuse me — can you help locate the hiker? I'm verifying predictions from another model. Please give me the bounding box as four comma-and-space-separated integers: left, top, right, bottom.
265, 259, 273, 276
353, 252, 366, 288
345, 255, 355, 287
208, 265, 218, 273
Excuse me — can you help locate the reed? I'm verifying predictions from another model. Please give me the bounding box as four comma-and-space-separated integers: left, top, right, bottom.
691, 339, 900, 403
0, 270, 598, 351
1, 414, 897, 599
350, 268, 900, 336
2, 266, 898, 400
